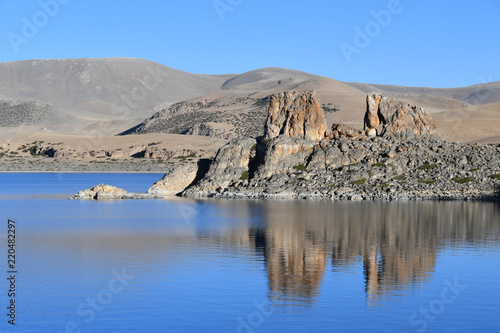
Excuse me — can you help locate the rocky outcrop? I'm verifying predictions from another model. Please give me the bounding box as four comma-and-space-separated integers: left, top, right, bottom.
73, 90, 500, 201
177, 90, 498, 200
181, 123, 216, 137
254, 136, 316, 179
73, 183, 161, 200
184, 90, 328, 196
74, 184, 129, 200
147, 164, 199, 196
364, 92, 437, 139
183, 138, 256, 195
265, 90, 327, 141
29, 143, 198, 159
185, 136, 500, 201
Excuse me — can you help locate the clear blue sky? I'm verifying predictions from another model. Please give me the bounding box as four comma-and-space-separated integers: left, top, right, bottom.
0, 0, 499, 87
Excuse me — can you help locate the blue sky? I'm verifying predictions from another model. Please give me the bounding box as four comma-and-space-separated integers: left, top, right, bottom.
0, 0, 498, 87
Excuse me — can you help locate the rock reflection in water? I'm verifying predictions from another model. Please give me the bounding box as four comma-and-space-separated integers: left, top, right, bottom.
208, 200, 500, 306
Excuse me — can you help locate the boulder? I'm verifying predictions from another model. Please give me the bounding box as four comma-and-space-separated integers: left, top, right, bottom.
330, 123, 362, 139
364, 92, 437, 139
265, 90, 327, 141
147, 164, 199, 196
74, 184, 128, 199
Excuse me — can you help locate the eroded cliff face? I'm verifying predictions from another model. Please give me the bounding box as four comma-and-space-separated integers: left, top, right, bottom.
265, 90, 328, 141
184, 90, 327, 196
184, 138, 256, 194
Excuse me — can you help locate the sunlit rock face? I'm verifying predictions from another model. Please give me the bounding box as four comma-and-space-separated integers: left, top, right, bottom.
265, 90, 328, 141
364, 92, 437, 139
147, 164, 199, 196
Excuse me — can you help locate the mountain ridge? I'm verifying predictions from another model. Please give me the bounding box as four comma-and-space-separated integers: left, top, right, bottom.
1, 57, 499, 143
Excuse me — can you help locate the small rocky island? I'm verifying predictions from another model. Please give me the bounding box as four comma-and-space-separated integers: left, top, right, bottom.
74, 90, 500, 201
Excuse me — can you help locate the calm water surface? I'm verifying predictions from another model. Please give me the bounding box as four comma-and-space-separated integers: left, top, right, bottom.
0, 173, 499, 332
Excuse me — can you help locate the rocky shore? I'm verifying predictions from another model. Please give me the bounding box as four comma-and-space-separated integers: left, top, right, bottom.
73, 90, 500, 201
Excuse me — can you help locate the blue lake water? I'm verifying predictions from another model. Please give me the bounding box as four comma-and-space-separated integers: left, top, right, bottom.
0, 173, 499, 332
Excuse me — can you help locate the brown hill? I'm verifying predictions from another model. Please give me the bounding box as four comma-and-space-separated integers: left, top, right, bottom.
1, 58, 498, 143
124, 67, 499, 143
0, 58, 233, 135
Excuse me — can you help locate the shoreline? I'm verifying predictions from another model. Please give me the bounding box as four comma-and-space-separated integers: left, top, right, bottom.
0, 171, 166, 174
187, 190, 500, 202
1, 171, 497, 202
70, 192, 500, 202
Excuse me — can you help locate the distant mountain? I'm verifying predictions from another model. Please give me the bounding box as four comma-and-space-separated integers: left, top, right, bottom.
345, 81, 500, 107
0, 58, 233, 135
1, 58, 499, 143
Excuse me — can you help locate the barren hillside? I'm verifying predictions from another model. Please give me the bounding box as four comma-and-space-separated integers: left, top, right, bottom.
1, 58, 499, 143
0, 58, 234, 135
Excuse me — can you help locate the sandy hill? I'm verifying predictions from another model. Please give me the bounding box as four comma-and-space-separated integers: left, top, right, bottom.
124, 67, 500, 143
1, 58, 499, 144
346, 81, 500, 106
0, 58, 233, 135
121, 68, 367, 138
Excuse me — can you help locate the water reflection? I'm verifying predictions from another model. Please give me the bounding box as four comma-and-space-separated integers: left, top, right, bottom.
208, 200, 500, 306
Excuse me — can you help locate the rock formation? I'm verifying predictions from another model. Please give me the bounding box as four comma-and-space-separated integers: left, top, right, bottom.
254, 136, 316, 179
184, 90, 328, 196
364, 92, 437, 139
183, 138, 256, 195
73, 90, 500, 201
181, 123, 216, 137
147, 164, 200, 196
330, 123, 362, 139
265, 90, 328, 141
74, 184, 129, 200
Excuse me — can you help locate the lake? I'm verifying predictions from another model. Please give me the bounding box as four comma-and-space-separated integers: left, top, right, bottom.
0, 173, 499, 332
